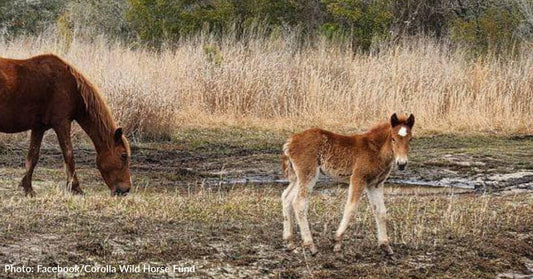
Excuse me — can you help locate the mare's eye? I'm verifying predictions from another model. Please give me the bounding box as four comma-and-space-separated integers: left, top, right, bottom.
391, 138, 396, 143
121, 153, 128, 161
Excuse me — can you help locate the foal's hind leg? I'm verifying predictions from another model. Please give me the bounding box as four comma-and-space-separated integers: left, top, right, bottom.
282, 180, 298, 250
292, 167, 319, 255
20, 128, 45, 197
54, 122, 82, 195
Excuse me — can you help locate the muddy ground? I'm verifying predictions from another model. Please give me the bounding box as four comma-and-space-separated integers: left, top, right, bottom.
0, 128, 532, 278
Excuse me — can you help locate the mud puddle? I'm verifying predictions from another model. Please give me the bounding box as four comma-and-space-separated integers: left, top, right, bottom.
203, 176, 476, 195
201, 167, 533, 195
1, 134, 532, 194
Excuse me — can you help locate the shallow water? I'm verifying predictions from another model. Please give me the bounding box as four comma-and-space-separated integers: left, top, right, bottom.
210, 176, 476, 196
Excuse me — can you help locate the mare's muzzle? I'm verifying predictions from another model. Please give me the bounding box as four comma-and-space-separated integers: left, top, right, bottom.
113, 187, 130, 196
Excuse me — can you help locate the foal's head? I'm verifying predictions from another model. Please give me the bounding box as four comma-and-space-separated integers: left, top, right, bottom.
97, 128, 132, 196
390, 113, 415, 170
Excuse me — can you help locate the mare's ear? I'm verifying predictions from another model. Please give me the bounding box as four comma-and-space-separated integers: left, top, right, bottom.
114, 128, 123, 144
390, 113, 400, 127
406, 114, 415, 128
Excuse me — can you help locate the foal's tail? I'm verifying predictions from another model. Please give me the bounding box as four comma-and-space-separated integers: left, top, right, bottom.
281, 154, 292, 178
282, 140, 296, 180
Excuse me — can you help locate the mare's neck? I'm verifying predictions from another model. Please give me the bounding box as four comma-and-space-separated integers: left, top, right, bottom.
77, 112, 116, 154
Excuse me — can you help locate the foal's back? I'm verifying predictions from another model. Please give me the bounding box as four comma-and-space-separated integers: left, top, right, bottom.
284, 126, 386, 181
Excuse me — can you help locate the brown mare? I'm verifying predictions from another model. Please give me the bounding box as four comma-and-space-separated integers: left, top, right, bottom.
0, 54, 132, 196
281, 113, 415, 256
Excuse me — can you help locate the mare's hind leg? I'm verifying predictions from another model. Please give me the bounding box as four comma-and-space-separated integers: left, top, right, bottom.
334, 176, 365, 252
20, 128, 45, 197
54, 122, 82, 195
282, 178, 298, 250
292, 167, 319, 255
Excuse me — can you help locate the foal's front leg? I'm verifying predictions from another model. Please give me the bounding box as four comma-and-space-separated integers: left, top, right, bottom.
20, 128, 45, 197
54, 123, 83, 195
334, 176, 365, 252
366, 183, 393, 255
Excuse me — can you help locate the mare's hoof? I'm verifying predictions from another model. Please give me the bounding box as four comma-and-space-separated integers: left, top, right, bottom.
24, 189, 36, 198
71, 188, 84, 195
379, 243, 394, 256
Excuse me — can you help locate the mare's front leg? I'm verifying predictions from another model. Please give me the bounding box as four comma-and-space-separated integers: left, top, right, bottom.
366, 183, 393, 256
334, 175, 365, 252
54, 122, 83, 195
20, 128, 45, 197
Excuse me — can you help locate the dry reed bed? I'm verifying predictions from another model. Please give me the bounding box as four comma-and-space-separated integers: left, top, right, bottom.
0, 35, 532, 140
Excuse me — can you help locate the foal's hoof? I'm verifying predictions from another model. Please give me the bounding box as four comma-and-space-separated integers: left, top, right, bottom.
379, 243, 394, 256
333, 243, 342, 253
305, 244, 318, 256
285, 241, 297, 251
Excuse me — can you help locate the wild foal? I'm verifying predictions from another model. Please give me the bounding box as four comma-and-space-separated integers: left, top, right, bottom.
281, 113, 415, 256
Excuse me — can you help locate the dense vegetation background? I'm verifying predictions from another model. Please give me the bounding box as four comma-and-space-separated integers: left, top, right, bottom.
1, 0, 533, 53
1, 1, 533, 140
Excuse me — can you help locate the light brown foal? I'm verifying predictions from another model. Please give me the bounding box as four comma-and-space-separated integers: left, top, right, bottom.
281, 113, 415, 255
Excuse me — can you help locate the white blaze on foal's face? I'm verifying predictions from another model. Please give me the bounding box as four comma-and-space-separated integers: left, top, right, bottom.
390, 113, 415, 171
398, 127, 408, 137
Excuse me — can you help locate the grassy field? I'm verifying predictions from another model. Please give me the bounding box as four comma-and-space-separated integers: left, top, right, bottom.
1, 31, 533, 278
0, 129, 532, 278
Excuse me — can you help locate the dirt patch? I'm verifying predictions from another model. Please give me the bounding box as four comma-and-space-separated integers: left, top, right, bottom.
0, 133, 532, 278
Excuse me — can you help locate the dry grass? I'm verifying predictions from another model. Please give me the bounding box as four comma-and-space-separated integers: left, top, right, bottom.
1, 177, 531, 278
1, 184, 529, 247
0, 133, 531, 277
1, 33, 533, 142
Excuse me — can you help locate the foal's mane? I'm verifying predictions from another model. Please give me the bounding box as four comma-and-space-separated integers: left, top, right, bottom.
364, 114, 410, 136
364, 122, 390, 134
62, 58, 116, 148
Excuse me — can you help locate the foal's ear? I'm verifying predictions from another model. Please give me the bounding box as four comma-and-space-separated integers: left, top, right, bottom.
406, 114, 415, 128
114, 128, 124, 144
390, 113, 400, 127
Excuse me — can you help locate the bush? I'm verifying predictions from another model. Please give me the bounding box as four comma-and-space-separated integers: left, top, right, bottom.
0, 0, 62, 37
0, 0, 531, 55
63, 0, 132, 39
322, 0, 393, 50
450, 2, 523, 53
127, 0, 237, 44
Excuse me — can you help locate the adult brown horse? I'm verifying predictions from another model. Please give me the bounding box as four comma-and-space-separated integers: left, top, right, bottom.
0, 54, 132, 197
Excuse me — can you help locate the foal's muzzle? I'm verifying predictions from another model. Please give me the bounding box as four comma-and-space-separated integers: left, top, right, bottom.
397, 162, 407, 171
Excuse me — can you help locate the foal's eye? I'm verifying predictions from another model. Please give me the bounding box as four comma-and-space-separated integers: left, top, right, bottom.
391, 138, 396, 143
121, 153, 128, 161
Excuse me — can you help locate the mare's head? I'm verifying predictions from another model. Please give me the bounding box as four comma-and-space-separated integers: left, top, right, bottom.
96, 128, 132, 196
390, 113, 415, 171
